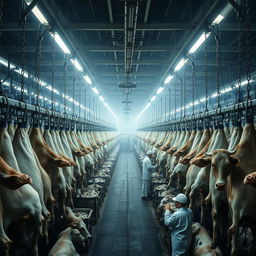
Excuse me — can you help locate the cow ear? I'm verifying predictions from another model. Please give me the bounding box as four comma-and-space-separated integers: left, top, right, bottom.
230, 156, 239, 166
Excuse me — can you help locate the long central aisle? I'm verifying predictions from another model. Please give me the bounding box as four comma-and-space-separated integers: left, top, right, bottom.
89, 152, 165, 256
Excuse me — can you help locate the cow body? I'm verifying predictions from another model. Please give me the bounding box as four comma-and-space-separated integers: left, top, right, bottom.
202, 123, 256, 255
0, 126, 42, 256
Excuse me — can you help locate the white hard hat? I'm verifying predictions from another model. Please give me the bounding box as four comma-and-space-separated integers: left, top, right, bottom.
146, 150, 153, 155
172, 193, 188, 204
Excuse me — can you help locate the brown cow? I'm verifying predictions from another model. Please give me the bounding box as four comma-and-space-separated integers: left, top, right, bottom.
200, 123, 256, 256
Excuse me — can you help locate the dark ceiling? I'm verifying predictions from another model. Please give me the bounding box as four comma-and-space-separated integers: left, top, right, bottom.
1, 0, 256, 123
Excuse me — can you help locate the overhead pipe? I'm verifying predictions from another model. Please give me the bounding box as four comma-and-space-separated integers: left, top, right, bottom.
124, 1, 139, 78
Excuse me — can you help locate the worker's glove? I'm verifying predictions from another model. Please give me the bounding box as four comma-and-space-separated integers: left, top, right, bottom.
164, 203, 171, 211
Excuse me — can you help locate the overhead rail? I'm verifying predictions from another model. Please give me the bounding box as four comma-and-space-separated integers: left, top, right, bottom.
0, 95, 115, 131
137, 69, 256, 131
137, 97, 256, 131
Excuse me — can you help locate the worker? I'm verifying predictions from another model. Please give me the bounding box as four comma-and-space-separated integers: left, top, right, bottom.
141, 150, 157, 200
164, 193, 193, 256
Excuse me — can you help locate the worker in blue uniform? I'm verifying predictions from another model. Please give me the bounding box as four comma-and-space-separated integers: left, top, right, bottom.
164, 193, 193, 256
141, 150, 157, 200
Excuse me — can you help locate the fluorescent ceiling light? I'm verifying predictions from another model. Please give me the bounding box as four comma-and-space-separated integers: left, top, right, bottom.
188, 32, 211, 54
83, 75, 92, 84
51, 32, 71, 54
212, 14, 224, 25
211, 93, 218, 98
71, 59, 83, 72
146, 103, 151, 108
99, 96, 104, 102
104, 102, 108, 107
156, 87, 164, 94
26, 1, 48, 25
92, 87, 99, 94
150, 95, 156, 102
174, 58, 188, 72
164, 75, 173, 85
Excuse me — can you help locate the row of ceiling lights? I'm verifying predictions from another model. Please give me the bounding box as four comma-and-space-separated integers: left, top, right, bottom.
25, 0, 118, 121
136, 10, 228, 121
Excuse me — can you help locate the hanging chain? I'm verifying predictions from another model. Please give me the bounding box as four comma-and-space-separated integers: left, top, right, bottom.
88, 87, 91, 120
0, 0, 4, 92
245, 0, 252, 106
63, 54, 68, 114
35, 25, 44, 106
160, 97, 162, 123
72, 75, 75, 117
20, 1, 26, 103
215, 25, 221, 111
164, 87, 167, 122
0, 0, 3, 39
204, 32, 209, 112
236, 3, 243, 104
183, 70, 186, 118
174, 81, 177, 120
180, 76, 183, 119
168, 88, 171, 121
78, 77, 81, 119
187, 54, 195, 115
51, 33, 55, 111
84, 87, 86, 120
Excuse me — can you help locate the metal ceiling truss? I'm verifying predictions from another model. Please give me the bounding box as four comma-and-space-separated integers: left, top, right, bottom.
3, 23, 255, 32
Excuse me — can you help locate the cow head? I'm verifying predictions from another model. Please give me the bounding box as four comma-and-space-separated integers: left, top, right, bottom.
209, 149, 239, 190
65, 207, 91, 239
69, 218, 91, 239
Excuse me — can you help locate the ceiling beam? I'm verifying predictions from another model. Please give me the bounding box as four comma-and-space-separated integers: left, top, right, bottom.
88, 71, 216, 76
31, 59, 235, 67
3, 23, 255, 31
3, 45, 247, 53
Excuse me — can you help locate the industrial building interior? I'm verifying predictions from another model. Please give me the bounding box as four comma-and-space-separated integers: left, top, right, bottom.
0, 0, 256, 256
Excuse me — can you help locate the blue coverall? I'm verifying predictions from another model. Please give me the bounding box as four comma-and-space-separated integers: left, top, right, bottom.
164, 207, 193, 256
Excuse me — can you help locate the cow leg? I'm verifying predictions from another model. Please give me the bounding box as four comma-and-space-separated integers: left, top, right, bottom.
189, 186, 195, 210
31, 211, 43, 256
47, 196, 55, 224
66, 185, 74, 209
41, 208, 51, 245
200, 193, 206, 225
229, 217, 239, 256
211, 210, 218, 249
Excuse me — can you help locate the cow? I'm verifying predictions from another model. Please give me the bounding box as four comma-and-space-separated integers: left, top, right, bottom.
190, 128, 229, 247
30, 127, 69, 214
13, 127, 51, 242
0, 125, 42, 256
48, 227, 85, 256
196, 123, 256, 256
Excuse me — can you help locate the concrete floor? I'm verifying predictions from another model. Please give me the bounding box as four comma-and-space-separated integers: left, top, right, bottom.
87, 151, 166, 256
